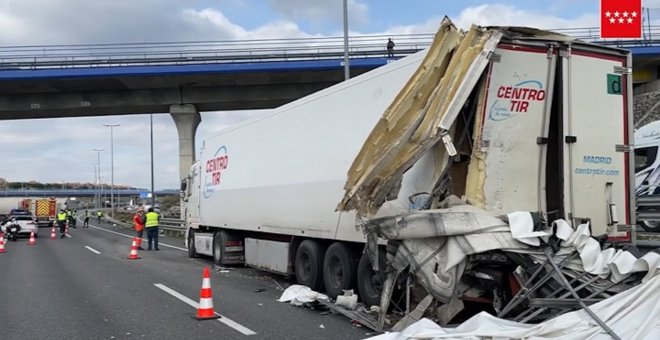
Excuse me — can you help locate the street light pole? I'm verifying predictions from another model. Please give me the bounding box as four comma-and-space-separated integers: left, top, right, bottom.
103, 124, 120, 218
91, 163, 97, 208
150, 114, 155, 208
93, 148, 105, 210
342, 0, 350, 80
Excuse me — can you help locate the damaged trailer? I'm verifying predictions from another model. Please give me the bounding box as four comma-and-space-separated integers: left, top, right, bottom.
337, 18, 658, 337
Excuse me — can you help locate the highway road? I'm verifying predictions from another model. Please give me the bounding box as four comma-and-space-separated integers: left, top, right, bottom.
0, 219, 371, 340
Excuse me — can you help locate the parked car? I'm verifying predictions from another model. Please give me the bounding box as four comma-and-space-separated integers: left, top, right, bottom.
10, 215, 38, 238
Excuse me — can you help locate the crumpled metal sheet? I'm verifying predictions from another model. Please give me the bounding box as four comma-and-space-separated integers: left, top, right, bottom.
337, 17, 503, 216
366, 200, 526, 303
391, 231, 525, 303
364, 203, 510, 240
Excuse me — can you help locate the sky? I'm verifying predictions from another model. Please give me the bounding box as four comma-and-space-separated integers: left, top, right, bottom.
0, 0, 658, 190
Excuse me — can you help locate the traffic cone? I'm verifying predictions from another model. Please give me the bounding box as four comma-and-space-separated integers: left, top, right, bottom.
27, 231, 37, 245
65, 222, 69, 235
127, 238, 140, 260
50, 226, 57, 240
195, 267, 221, 320
0, 233, 6, 253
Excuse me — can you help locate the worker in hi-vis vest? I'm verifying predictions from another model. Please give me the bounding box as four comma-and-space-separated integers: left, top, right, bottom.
56, 209, 67, 238
144, 207, 160, 251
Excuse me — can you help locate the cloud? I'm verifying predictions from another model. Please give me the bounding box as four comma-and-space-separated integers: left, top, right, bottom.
0, 0, 320, 45
455, 4, 597, 29
381, 4, 597, 36
182, 8, 318, 40
268, 0, 369, 26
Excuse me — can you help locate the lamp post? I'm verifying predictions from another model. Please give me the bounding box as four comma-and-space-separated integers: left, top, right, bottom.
103, 124, 120, 218
91, 163, 98, 209
342, 0, 350, 80
93, 148, 105, 210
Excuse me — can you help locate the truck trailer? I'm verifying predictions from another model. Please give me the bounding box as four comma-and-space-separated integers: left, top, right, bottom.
181, 21, 634, 308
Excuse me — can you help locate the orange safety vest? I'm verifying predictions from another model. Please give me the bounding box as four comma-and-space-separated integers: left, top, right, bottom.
133, 214, 144, 231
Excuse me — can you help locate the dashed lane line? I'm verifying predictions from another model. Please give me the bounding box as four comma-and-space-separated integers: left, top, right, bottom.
85, 246, 101, 254
153, 283, 257, 336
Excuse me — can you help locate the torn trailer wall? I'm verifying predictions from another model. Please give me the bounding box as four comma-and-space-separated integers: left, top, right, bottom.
338, 18, 633, 240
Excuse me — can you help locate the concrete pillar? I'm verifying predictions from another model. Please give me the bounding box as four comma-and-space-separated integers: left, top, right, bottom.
170, 104, 201, 181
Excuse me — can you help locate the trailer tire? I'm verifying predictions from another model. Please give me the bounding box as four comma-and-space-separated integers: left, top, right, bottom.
187, 230, 197, 258
295, 240, 325, 291
213, 231, 226, 265
323, 242, 357, 299
357, 250, 386, 308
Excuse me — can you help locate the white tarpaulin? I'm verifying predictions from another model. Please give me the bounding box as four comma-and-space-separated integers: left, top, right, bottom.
508, 212, 660, 283
366, 272, 660, 339
278, 284, 328, 306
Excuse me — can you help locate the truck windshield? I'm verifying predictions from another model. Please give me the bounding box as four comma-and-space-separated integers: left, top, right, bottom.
635, 146, 658, 173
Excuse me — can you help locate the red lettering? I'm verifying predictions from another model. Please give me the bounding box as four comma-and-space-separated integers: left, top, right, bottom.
206, 155, 229, 173
496, 85, 546, 101
212, 172, 221, 185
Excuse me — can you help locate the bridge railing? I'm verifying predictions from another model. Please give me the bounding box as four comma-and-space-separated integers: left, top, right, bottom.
0, 188, 178, 196
0, 33, 434, 69
1, 26, 660, 70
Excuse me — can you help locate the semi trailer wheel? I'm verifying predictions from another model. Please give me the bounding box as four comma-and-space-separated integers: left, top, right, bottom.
213, 230, 229, 265
322, 242, 357, 299
187, 230, 197, 258
295, 240, 326, 291
357, 250, 387, 308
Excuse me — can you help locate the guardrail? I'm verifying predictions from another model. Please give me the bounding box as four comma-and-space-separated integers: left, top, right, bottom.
160, 218, 185, 231
2, 25, 660, 71
160, 218, 185, 239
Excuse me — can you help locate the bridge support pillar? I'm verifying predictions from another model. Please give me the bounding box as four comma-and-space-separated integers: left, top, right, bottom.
170, 104, 201, 181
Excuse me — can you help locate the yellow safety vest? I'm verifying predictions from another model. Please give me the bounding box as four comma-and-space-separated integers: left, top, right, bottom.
145, 212, 159, 228
57, 212, 67, 221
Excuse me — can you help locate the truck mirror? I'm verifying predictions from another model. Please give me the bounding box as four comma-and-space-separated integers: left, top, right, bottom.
180, 180, 187, 192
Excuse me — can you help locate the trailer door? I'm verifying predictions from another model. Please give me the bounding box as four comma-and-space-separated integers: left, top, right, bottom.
473, 44, 556, 216
561, 46, 631, 239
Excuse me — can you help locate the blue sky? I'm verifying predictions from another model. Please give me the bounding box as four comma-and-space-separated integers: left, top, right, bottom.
0, 0, 656, 189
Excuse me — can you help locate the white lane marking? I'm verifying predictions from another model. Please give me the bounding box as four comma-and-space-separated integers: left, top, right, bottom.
88, 225, 187, 251
85, 246, 101, 254
154, 283, 257, 336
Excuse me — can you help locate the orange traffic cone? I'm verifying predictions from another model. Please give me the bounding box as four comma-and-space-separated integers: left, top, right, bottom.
0, 233, 6, 253
127, 238, 140, 260
27, 231, 37, 245
65, 222, 69, 235
195, 267, 221, 320
50, 226, 57, 240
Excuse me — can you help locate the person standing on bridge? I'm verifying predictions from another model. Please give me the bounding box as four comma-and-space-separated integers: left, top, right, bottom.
144, 207, 160, 251
133, 209, 145, 250
387, 38, 395, 57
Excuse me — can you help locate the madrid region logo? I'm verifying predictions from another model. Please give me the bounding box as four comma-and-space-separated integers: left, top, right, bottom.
488, 80, 546, 121
203, 146, 229, 198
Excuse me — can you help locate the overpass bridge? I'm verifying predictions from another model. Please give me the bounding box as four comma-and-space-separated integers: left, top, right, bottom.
1, 26, 660, 181
0, 188, 179, 198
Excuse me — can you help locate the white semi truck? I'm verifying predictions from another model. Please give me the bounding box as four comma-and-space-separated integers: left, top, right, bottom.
181, 23, 635, 307
633, 120, 660, 231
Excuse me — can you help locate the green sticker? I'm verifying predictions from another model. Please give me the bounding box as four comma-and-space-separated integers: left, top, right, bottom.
607, 74, 622, 95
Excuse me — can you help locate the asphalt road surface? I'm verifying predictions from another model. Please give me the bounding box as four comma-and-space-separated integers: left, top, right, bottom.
0, 218, 372, 340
